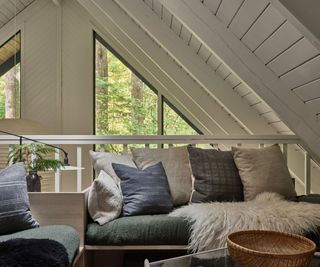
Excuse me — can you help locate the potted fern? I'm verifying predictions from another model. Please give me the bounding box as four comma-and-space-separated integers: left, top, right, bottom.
8, 143, 63, 192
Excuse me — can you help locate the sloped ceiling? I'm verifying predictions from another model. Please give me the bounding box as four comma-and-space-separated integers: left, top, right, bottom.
0, 0, 35, 29
78, 0, 320, 160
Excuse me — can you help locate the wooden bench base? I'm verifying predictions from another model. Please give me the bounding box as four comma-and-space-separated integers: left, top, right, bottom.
85, 246, 187, 267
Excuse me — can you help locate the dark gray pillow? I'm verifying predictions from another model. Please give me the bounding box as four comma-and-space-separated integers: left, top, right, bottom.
188, 146, 244, 203
0, 163, 39, 235
112, 162, 173, 216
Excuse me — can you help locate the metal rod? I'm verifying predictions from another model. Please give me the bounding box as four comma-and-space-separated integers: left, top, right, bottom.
0, 130, 69, 165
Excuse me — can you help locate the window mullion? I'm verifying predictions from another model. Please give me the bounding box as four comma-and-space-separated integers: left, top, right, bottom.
157, 93, 163, 135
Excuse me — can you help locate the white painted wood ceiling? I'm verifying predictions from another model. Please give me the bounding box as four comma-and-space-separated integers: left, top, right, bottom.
140, 0, 320, 134
0, 0, 35, 29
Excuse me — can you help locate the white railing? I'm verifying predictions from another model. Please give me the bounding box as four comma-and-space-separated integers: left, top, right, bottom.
0, 134, 313, 193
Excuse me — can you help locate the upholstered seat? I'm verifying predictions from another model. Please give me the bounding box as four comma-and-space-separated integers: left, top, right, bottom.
86, 214, 189, 246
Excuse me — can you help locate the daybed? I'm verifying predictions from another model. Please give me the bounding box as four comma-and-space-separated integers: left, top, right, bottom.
84, 141, 320, 267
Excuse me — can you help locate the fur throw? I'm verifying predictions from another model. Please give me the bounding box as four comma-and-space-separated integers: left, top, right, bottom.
170, 192, 320, 252
0, 238, 69, 267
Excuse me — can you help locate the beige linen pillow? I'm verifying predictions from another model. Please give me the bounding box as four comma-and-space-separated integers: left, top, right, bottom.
132, 146, 192, 206
232, 145, 296, 201
89, 150, 136, 183
88, 171, 122, 225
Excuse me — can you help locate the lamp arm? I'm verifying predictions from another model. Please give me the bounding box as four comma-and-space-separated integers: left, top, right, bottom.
0, 130, 69, 166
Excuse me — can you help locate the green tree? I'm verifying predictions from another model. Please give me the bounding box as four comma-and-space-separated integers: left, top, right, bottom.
95, 38, 197, 152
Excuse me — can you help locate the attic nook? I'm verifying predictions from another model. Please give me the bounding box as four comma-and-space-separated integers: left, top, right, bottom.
0, 0, 320, 267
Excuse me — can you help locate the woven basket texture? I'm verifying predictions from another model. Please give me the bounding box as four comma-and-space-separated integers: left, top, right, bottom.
227, 230, 316, 267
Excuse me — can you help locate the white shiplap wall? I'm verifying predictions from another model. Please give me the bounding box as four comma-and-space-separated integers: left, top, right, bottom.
23, 1, 60, 134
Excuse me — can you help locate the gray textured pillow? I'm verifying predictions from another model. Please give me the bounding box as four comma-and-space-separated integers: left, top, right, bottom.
232, 145, 297, 201
0, 163, 39, 235
88, 171, 122, 225
188, 146, 244, 203
89, 150, 136, 182
112, 162, 173, 216
132, 147, 192, 206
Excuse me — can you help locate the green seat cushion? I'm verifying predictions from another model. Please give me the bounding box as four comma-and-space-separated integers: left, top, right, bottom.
0, 225, 80, 265
86, 214, 190, 245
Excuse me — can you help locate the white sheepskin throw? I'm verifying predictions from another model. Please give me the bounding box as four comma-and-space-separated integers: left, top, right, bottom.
170, 192, 320, 252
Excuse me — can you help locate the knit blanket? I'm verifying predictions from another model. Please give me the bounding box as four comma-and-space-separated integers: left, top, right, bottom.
170, 192, 320, 252
0, 238, 69, 267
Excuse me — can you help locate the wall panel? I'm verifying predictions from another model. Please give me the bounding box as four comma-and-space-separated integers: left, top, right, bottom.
23, 1, 59, 133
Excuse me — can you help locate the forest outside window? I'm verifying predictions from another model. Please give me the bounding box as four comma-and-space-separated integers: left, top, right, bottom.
95, 33, 199, 137
0, 32, 21, 119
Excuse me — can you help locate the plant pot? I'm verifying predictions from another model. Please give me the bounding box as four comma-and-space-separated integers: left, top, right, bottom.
26, 171, 41, 192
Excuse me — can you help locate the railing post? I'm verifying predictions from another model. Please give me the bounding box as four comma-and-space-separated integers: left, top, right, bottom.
305, 152, 311, 195
123, 144, 128, 154
55, 149, 60, 192
77, 146, 82, 193
282, 144, 288, 165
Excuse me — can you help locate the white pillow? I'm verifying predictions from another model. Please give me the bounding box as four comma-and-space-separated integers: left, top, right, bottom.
89, 150, 137, 183
88, 171, 122, 225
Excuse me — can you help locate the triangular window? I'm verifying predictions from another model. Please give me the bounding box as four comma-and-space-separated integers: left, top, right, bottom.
94, 33, 200, 136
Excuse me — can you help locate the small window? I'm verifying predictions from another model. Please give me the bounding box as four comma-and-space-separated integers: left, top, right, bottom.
0, 32, 21, 119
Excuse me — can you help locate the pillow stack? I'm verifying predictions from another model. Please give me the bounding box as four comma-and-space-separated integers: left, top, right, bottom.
88, 144, 296, 225
89, 147, 192, 224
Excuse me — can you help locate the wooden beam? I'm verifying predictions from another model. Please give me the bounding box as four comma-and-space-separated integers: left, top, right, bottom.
116, 0, 277, 135
78, 0, 247, 134
159, 0, 320, 160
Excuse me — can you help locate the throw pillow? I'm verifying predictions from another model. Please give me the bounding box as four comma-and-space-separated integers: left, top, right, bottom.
89, 150, 137, 182
112, 162, 173, 216
0, 163, 39, 235
232, 144, 297, 201
187, 146, 244, 203
132, 147, 192, 206
88, 171, 122, 225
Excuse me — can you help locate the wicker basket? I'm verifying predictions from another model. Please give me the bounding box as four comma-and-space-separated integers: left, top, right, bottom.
227, 230, 316, 267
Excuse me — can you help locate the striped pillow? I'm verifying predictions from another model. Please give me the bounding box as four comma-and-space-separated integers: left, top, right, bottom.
0, 163, 39, 235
